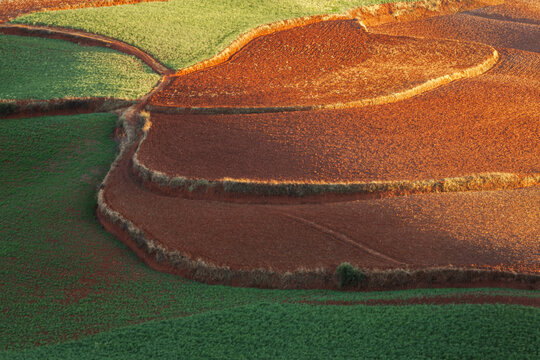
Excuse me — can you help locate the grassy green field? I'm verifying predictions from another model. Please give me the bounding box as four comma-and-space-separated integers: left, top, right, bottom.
0, 35, 159, 100
4, 304, 539, 359
12, 0, 417, 70
1, 114, 538, 358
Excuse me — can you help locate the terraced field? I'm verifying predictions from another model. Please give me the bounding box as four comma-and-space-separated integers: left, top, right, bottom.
1, 0, 538, 358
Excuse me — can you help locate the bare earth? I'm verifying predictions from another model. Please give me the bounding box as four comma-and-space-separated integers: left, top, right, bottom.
101, 0, 540, 281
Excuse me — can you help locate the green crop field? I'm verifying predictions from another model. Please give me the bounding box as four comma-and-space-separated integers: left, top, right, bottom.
12, 0, 417, 70
0, 35, 159, 100
4, 304, 539, 359
1, 114, 538, 358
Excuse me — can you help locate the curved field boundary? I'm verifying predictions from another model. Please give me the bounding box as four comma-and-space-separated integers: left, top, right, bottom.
173, 14, 358, 79
0, 98, 134, 119
350, 0, 504, 27
148, 46, 499, 114
171, 0, 501, 80
130, 116, 539, 201
96, 181, 540, 290
0, 23, 173, 76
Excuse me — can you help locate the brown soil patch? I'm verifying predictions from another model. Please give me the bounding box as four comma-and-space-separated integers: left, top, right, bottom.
370, 0, 540, 52
100, 142, 540, 276
95, 0, 539, 289
137, 46, 538, 184
0, 0, 167, 22
150, 20, 496, 109
351, 0, 503, 27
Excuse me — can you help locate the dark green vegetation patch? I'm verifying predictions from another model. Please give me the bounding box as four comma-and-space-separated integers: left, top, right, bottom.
4, 303, 540, 359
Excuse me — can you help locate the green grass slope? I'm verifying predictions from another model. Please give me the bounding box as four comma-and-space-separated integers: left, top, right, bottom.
0, 114, 538, 357
12, 0, 417, 70
0, 35, 159, 100
4, 303, 539, 359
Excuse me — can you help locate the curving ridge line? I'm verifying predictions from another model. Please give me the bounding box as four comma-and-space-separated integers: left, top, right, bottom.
0, 23, 174, 76
147, 46, 500, 115
130, 114, 540, 201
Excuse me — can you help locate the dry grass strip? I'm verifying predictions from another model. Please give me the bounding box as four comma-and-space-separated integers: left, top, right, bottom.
149, 47, 499, 114
350, 0, 504, 27
97, 181, 540, 290
131, 115, 539, 198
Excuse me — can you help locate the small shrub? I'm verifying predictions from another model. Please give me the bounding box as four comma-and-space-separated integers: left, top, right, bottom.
336, 262, 365, 288
0, 102, 18, 117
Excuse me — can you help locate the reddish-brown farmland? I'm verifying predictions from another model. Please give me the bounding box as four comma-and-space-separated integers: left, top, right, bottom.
102, 144, 539, 276
0, 0, 166, 22
98, 0, 540, 289
150, 20, 497, 109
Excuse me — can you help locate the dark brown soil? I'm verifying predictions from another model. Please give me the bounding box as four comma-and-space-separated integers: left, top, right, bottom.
101, 142, 540, 275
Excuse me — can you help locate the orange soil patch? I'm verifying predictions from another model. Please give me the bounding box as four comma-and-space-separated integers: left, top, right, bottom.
350, 0, 503, 27
370, 0, 540, 52
137, 47, 538, 184
0, 0, 166, 22
150, 20, 496, 109
97, 0, 540, 289
101, 144, 540, 276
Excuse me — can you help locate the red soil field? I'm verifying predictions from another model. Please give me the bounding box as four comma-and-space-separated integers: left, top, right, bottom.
0, 0, 166, 22
98, 0, 540, 288
150, 19, 496, 109
103, 145, 540, 274
370, 0, 540, 52
138, 58, 539, 183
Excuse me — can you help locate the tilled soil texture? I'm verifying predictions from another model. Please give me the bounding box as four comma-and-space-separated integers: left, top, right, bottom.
370, 0, 540, 52
103, 145, 540, 275
0, 0, 166, 22
150, 19, 496, 109
99, 0, 540, 287
137, 46, 539, 183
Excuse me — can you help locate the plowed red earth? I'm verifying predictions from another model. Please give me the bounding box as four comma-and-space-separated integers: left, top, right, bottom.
105, 146, 539, 273
0, 0, 165, 22
150, 19, 495, 108
102, 0, 540, 280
